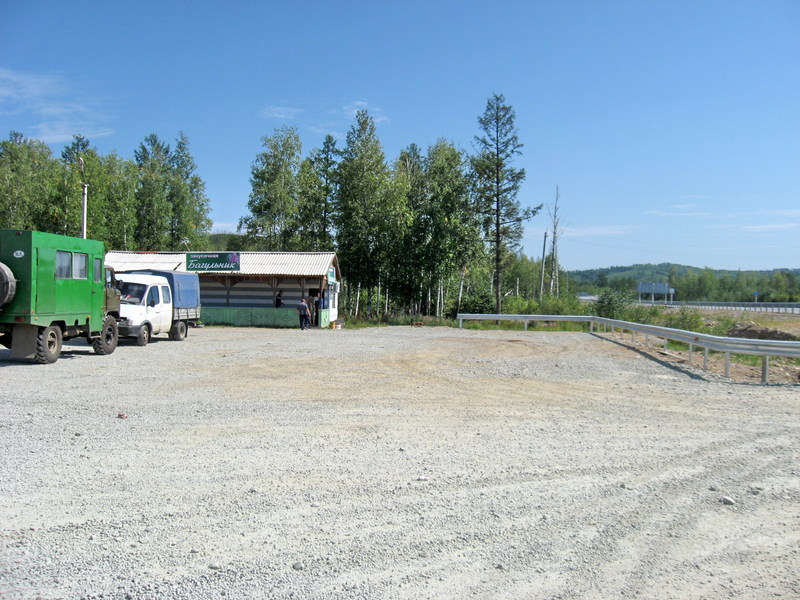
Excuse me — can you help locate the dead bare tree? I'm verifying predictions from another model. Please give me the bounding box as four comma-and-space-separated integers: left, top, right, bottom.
548, 186, 562, 297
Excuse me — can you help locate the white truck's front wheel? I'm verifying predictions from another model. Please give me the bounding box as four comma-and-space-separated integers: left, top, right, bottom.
136, 324, 151, 346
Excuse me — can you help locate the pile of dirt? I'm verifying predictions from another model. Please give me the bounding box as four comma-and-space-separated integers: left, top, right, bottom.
727, 321, 800, 341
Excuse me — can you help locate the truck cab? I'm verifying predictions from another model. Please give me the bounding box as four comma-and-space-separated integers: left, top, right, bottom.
116, 273, 173, 345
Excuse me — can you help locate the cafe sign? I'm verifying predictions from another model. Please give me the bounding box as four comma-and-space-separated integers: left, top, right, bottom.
186, 252, 240, 271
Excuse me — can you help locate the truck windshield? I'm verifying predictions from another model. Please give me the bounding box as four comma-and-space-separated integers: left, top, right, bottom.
119, 282, 147, 304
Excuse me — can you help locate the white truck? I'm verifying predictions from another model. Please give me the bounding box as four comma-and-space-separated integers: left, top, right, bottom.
115, 270, 201, 346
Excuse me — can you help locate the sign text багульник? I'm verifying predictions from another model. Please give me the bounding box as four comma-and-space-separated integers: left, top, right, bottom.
186, 252, 240, 271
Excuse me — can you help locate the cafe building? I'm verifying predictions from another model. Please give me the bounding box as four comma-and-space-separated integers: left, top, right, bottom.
105, 250, 341, 328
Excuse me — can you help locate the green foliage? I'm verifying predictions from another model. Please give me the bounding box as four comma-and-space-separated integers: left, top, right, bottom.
334, 110, 395, 291
294, 135, 338, 251
501, 294, 537, 315
471, 93, 541, 314
593, 290, 630, 319
169, 132, 212, 249
0, 132, 61, 231
457, 286, 495, 315
535, 294, 585, 316
1, 131, 210, 251
620, 303, 664, 325
663, 306, 704, 332
239, 126, 303, 251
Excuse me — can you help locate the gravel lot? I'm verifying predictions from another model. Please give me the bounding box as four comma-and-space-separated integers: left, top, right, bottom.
1, 325, 798, 600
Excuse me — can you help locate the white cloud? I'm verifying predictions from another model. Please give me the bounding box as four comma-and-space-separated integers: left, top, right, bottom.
0, 68, 65, 103
563, 225, 637, 237
342, 100, 389, 124
740, 222, 799, 232
0, 67, 114, 142
710, 222, 800, 232
34, 122, 115, 144
769, 208, 800, 218
309, 124, 342, 139
645, 204, 711, 218
260, 105, 304, 120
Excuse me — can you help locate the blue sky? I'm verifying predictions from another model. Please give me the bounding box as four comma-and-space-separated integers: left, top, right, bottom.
2, 1, 798, 271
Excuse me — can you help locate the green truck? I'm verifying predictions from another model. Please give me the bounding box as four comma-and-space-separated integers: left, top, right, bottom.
0, 229, 120, 363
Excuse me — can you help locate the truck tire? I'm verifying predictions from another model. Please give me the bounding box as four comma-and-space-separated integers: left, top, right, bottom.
92, 316, 119, 355
136, 324, 151, 347
0, 262, 16, 308
169, 320, 187, 341
35, 326, 62, 364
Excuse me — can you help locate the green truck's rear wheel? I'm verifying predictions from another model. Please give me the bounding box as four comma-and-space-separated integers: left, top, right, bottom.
35, 326, 62, 364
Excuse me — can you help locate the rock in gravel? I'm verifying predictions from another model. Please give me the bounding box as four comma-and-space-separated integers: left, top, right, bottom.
721, 496, 737, 505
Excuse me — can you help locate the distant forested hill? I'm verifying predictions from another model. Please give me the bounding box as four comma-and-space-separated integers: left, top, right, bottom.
568, 263, 800, 285
567, 263, 800, 301
569, 263, 694, 284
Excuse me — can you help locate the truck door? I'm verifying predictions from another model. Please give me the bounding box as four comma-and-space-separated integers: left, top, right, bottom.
36, 247, 56, 315
145, 285, 168, 334
159, 285, 173, 331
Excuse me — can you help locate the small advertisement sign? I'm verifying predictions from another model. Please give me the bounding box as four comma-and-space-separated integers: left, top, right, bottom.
328, 266, 336, 284
186, 252, 241, 272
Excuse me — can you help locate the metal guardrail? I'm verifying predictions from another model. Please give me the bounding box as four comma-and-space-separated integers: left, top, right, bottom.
640, 301, 800, 314
456, 313, 800, 384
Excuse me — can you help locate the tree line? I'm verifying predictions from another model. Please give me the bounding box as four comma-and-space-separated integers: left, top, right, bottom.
235, 95, 552, 316
1, 93, 568, 317
8, 96, 792, 315
0, 131, 212, 251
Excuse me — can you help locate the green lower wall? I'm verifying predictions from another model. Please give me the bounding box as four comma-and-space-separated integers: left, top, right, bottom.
202, 307, 331, 328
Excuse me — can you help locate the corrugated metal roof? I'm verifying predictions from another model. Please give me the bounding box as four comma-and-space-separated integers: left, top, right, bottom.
106, 251, 339, 278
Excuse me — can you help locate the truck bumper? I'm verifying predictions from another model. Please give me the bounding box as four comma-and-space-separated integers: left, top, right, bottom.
118, 323, 143, 338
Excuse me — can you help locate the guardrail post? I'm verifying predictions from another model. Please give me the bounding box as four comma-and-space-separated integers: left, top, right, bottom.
688, 343, 693, 363
459, 318, 463, 329
761, 356, 769, 384
704, 347, 708, 370
725, 352, 730, 378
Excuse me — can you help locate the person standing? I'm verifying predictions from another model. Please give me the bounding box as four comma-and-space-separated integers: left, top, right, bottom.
297, 297, 310, 330
308, 295, 317, 327
275, 290, 283, 308
313, 294, 321, 326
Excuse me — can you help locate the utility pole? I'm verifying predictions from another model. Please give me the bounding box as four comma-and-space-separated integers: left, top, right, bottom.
78, 157, 88, 239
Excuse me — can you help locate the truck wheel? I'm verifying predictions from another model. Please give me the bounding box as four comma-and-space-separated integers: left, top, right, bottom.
136, 324, 151, 347
93, 316, 119, 355
169, 320, 187, 341
35, 326, 62, 364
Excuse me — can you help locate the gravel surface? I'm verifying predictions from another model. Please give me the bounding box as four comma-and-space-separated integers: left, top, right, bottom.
1, 325, 798, 599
